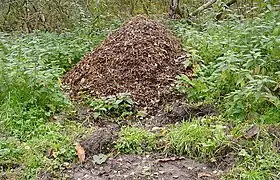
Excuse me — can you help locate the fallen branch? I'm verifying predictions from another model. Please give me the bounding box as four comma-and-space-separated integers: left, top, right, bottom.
216, 0, 238, 20
190, 0, 217, 16
225, 0, 238, 7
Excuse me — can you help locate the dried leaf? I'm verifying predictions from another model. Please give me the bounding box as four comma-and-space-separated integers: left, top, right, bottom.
47, 149, 55, 158
75, 143, 85, 162
253, 65, 261, 75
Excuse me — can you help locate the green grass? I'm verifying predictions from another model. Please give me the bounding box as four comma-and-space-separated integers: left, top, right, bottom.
115, 126, 159, 154
165, 120, 230, 160
114, 120, 280, 179
0, 120, 91, 179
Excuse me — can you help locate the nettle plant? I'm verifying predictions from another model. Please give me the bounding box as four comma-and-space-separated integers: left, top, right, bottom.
0, 35, 70, 140
175, 11, 280, 123
88, 93, 135, 120
0, 30, 105, 178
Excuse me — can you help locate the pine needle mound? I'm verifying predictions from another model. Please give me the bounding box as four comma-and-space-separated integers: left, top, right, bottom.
63, 16, 187, 108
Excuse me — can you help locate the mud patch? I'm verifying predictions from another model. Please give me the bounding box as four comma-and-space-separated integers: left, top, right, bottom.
214, 152, 236, 171
145, 103, 217, 127
68, 154, 222, 180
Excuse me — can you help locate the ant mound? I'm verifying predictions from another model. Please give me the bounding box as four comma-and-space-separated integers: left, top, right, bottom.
63, 16, 187, 110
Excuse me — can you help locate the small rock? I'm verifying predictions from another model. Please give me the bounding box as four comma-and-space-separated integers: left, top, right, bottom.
151, 127, 162, 131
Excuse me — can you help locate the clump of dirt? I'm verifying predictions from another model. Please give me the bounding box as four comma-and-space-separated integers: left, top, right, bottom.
80, 124, 120, 156
215, 152, 236, 171
266, 125, 280, 153
267, 125, 280, 139
68, 154, 222, 180
38, 171, 54, 180
0, 162, 22, 180
63, 15, 187, 110
145, 103, 218, 127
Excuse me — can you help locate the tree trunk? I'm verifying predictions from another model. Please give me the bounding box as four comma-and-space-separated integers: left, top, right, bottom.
169, 0, 182, 19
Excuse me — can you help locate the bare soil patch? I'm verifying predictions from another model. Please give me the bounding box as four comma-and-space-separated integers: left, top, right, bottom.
80, 124, 120, 156
145, 102, 218, 128
68, 154, 221, 180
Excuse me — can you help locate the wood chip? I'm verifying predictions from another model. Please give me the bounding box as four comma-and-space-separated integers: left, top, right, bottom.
198, 172, 212, 178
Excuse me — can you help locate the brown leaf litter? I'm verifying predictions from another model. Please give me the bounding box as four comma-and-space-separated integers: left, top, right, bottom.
63, 15, 188, 110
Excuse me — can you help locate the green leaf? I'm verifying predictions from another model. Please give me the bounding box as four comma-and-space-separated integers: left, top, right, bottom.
93, 112, 101, 119
238, 149, 249, 157
115, 99, 123, 105
92, 154, 107, 165
184, 60, 192, 68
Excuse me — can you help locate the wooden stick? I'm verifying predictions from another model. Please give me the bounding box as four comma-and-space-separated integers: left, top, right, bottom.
190, 0, 217, 16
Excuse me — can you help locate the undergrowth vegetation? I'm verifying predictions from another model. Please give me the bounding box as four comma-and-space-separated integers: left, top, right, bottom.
0, 26, 115, 178
225, 136, 280, 179
174, 10, 280, 124
88, 93, 135, 121
171, 9, 280, 179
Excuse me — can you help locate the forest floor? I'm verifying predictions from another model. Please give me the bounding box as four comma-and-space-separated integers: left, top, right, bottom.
1, 11, 279, 180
